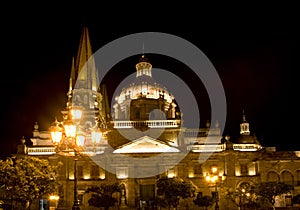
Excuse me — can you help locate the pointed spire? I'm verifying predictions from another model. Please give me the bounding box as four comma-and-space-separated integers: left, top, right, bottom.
75, 26, 98, 91
69, 56, 76, 92
100, 83, 111, 126
62, 25, 106, 133
76, 27, 92, 74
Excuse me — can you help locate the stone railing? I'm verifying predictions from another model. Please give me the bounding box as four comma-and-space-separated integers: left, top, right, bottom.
113, 120, 180, 128
187, 144, 226, 152
27, 146, 56, 155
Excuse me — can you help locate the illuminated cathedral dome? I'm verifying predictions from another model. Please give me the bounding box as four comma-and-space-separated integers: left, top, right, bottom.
113, 55, 180, 122
115, 55, 174, 106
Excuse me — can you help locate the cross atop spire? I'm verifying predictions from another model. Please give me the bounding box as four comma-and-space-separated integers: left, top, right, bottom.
242, 109, 247, 122
142, 42, 145, 55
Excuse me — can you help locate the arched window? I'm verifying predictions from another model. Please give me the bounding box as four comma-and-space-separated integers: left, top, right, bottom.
281, 170, 294, 185
295, 170, 300, 186
75, 95, 81, 104
84, 95, 88, 104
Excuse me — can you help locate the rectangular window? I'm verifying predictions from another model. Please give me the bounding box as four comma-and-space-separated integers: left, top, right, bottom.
194, 164, 202, 174
77, 165, 83, 179
91, 165, 100, 177
167, 168, 175, 178
285, 195, 292, 206
116, 167, 128, 179
240, 163, 248, 176
188, 167, 194, 178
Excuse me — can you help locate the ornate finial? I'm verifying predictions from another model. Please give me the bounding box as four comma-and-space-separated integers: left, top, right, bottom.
215, 120, 219, 128
206, 120, 211, 128
20, 136, 26, 144
139, 54, 148, 62
17, 136, 27, 154
34, 122, 39, 131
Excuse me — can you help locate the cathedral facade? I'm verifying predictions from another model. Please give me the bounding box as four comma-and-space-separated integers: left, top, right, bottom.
15, 27, 300, 210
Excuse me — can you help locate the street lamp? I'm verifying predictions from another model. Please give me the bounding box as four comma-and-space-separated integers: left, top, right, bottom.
205, 166, 226, 210
49, 108, 102, 210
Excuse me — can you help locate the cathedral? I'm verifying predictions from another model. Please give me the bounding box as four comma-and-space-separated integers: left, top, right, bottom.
13, 27, 300, 209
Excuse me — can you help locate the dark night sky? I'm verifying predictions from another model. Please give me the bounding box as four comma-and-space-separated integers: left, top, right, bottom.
1, 14, 298, 158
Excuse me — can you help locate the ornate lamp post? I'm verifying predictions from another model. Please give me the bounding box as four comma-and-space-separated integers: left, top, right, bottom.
205, 166, 226, 210
50, 107, 102, 210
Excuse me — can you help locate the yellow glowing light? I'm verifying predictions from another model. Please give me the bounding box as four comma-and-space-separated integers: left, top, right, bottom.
49, 195, 59, 200
92, 129, 102, 144
83, 175, 90, 180
117, 174, 127, 179
248, 168, 256, 176
188, 172, 194, 178
167, 172, 175, 178
50, 119, 63, 144
117, 168, 128, 179
64, 123, 76, 138
51, 131, 62, 144
211, 166, 218, 173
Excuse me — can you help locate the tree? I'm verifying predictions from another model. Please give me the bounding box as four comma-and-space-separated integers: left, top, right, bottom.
85, 183, 121, 210
156, 176, 196, 209
254, 181, 294, 209
193, 194, 214, 210
0, 156, 62, 209
226, 182, 256, 210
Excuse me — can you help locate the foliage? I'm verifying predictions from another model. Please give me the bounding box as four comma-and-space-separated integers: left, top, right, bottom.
193, 194, 214, 209
154, 196, 169, 208
85, 182, 121, 210
254, 181, 294, 206
226, 181, 294, 209
0, 156, 62, 209
226, 182, 255, 209
156, 176, 196, 209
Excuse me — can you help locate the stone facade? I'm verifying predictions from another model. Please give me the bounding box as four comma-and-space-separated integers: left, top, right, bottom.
13, 27, 300, 210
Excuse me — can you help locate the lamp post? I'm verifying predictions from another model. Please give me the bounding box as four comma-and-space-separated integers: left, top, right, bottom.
50, 107, 102, 210
205, 166, 225, 210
